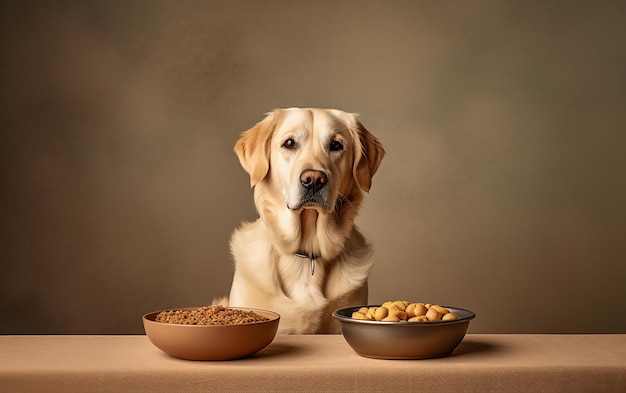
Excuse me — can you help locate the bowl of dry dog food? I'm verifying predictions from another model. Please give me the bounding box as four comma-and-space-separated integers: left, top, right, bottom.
143, 305, 280, 360
332, 300, 475, 359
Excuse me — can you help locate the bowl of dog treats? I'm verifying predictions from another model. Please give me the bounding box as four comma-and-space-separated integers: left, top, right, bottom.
143, 305, 280, 360
332, 300, 475, 359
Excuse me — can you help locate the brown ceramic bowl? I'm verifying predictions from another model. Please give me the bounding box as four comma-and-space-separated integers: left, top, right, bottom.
143, 307, 280, 360
333, 305, 475, 359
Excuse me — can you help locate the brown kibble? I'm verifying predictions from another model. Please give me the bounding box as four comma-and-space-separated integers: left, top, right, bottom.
408, 315, 429, 322
155, 305, 269, 325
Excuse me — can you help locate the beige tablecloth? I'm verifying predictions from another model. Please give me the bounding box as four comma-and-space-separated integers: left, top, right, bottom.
1, 334, 625, 392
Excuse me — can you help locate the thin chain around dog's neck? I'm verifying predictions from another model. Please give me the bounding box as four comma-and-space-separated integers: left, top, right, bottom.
295, 251, 318, 275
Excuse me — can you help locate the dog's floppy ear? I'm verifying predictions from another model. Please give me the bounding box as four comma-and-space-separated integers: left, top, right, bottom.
352, 119, 385, 192
234, 111, 277, 187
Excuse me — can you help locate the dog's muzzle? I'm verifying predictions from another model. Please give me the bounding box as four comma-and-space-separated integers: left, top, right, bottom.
300, 169, 327, 192
289, 169, 330, 211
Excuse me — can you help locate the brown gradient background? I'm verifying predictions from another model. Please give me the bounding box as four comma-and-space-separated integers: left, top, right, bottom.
1, 1, 625, 334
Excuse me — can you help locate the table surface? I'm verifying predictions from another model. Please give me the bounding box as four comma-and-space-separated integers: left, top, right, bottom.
1, 334, 625, 392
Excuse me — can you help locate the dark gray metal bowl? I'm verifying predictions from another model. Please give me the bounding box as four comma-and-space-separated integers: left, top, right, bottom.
333, 305, 475, 359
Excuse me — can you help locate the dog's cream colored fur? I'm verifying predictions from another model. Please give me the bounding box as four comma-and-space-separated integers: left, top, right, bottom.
226, 108, 384, 334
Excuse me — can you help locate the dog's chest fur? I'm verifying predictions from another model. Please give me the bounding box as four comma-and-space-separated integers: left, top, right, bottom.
229, 218, 373, 334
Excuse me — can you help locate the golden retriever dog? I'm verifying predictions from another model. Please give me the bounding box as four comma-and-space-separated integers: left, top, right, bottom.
225, 108, 384, 334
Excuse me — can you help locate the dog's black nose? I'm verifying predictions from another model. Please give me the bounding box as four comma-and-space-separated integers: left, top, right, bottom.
300, 170, 328, 192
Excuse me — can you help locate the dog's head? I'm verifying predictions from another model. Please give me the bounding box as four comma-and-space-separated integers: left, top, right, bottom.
234, 108, 384, 214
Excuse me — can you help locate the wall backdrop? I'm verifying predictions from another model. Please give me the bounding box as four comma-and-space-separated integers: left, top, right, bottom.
1, 1, 625, 334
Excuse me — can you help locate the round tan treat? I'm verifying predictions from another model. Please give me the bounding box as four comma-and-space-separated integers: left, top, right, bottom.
352, 311, 368, 320
412, 303, 428, 317
408, 315, 429, 322
392, 301, 408, 311
405, 303, 417, 317
442, 312, 458, 321
426, 307, 443, 321
381, 301, 394, 309
387, 305, 404, 318
374, 306, 389, 321
431, 305, 450, 314
425, 303, 433, 309
358, 307, 369, 314
382, 314, 400, 322
366, 307, 378, 320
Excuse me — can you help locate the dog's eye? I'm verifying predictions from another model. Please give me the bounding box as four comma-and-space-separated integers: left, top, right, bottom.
282, 138, 296, 149
329, 140, 343, 152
